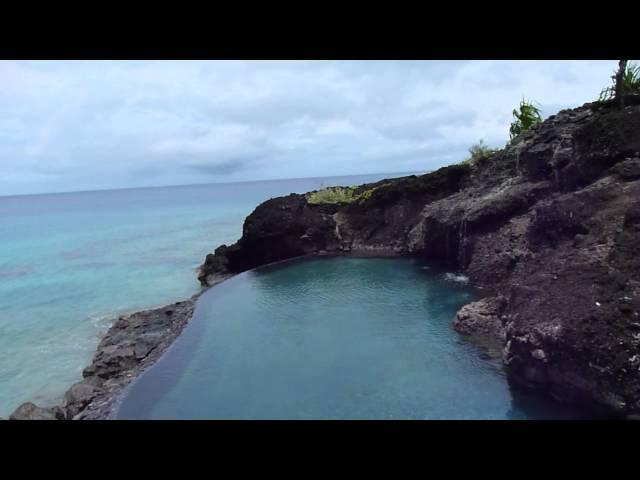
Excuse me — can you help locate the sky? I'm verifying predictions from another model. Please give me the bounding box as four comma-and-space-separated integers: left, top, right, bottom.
0, 60, 617, 196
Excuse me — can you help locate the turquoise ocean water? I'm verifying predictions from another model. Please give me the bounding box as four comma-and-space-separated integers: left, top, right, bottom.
0, 173, 409, 417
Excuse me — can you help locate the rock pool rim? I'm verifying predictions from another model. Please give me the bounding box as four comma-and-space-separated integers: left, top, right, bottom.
116, 256, 564, 420
10, 251, 477, 421
109, 253, 484, 420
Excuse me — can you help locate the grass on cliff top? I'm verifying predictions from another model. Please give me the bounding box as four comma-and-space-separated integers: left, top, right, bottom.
461, 139, 499, 166
306, 185, 383, 205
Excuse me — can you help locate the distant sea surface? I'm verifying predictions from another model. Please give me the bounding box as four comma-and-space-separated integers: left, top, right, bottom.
0, 172, 416, 416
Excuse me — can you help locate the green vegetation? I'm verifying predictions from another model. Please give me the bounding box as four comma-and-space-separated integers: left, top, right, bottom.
599, 61, 640, 102
356, 186, 379, 203
307, 186, 358, 204
509, 98, 542, 139
463, 139, 497, 165
306, 185, 384, 205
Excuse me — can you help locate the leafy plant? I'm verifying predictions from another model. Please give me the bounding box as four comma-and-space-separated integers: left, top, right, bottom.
465, 139, 497, 164
357, 186, 379, 204
599, 61, 640, 102
307, 186, 357, 204
306, 184, 387, 205
509, 98, 542, 139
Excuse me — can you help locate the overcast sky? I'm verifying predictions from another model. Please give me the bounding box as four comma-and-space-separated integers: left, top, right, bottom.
0, 60, 617, 196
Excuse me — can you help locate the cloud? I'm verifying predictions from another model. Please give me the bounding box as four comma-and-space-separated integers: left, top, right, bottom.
186, 158, 251, 176
0, 60, 616, 195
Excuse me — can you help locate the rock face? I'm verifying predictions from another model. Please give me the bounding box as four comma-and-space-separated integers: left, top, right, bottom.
198, 100, 640, 417
199, 194, 340, 285
198, 165, 471, 285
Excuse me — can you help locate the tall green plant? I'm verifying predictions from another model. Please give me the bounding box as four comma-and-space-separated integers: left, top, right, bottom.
509, 98, 542, 140
599, 61, 640, 102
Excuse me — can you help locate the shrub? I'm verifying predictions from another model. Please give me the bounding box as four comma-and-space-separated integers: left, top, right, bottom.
599, 61, 640, 102
307, 186, 357, 204
509, 98, 542, 139
465, 139, 497, 165
306, 185, 387, 205
357, 187, 379, 204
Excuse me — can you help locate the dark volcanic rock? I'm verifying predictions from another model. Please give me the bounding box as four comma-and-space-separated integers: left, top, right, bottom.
611, 157, 640, 180
198, 194, 339, 285
62, 382, 103, 419
83, 300, 197, 381
198, 165, 471, 285
338, 165, 470, 255
454, 296, 507, 340
70, 296, 211, 419
10, 402, 66, 421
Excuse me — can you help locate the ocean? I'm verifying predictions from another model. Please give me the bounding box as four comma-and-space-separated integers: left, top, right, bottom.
0, 172, 413, 417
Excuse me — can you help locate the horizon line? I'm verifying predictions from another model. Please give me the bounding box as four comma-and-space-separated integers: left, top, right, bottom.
0, 170, 427, 199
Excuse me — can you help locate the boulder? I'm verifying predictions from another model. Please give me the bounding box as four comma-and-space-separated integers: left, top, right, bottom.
453, 297, 506, 340
62, 382, 102, 418
9, 402, 66, 420
612, 157, 640, 180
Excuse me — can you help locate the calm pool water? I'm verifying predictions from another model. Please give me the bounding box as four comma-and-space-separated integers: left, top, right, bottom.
115, 257, 586, 420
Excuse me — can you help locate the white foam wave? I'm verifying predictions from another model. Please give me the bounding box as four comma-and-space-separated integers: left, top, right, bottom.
444, 272, 470, 283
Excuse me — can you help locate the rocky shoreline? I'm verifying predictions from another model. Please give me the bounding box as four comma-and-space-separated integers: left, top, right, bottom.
9, 98, 640, 420
9, 275, 230, 420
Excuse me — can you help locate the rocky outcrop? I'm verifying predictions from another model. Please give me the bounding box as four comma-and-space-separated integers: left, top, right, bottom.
199, 195, 339, 285
198, 165, 471, 285
198, 99, 640, 417
9, 402, 66, 421
453, 296, 507, 340
73, 294, 212, 419
62, 382, 103, 419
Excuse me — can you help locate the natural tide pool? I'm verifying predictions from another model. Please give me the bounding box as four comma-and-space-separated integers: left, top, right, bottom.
115, 257, 586, 420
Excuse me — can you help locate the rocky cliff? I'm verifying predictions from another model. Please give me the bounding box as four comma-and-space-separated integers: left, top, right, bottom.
199, 98, 640, 417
